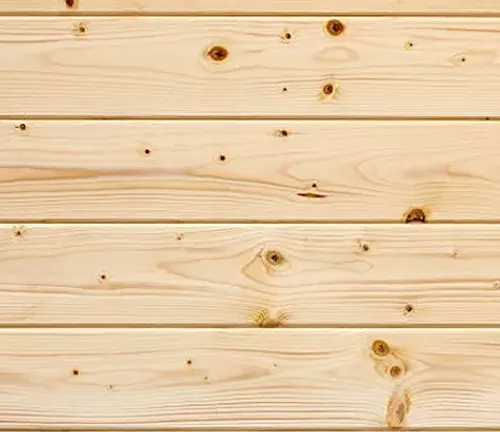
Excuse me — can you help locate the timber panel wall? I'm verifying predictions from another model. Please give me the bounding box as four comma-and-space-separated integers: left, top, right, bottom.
2, 0, 500, 431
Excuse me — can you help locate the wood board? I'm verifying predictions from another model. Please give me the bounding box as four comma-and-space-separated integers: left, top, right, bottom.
0, 329, 498, 428
3, 120, 500, 222
3, 223, 500, 326
1, 17, 500, 117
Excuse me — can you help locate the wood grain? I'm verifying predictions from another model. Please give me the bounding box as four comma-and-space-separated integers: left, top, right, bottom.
1, 329, 500, 428
2, 18, 500, 117
4, 120, 500, 221
3, 0, 500, 14
4, 223, 500, 325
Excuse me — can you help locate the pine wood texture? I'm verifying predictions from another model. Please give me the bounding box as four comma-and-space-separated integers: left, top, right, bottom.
3, 0, 500, 430
1, 17, 500, 117
3, 120, 500, 222
2, 0, 500, 14
3, 223, 500, 326
0, 329, 500, 429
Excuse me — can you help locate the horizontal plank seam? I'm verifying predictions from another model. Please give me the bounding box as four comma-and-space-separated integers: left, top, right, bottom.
0, 116, 496, 121
3, 428, 500, 432
5, 324, 500, 329
5, 219, 500, 224
4, 12, 500, 17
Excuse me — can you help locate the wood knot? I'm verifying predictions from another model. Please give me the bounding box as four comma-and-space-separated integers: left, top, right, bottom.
404, 304, 414, 315
264, 249, 286, 268
281, 30, 293, 42
404, 208, 427, 223
323, 83, 335, 95
276, 129, 289, 137
372, 339, 390, 357
254, 308, 288, 328
386, 389, 411, 429
388, 364, 404, 379
74, 23, 87, 35
207, 45, 228, 62
359, 241, 370, 253
13, 225, 26, 238
326, 19, 345, 36
16, 123, 27, 131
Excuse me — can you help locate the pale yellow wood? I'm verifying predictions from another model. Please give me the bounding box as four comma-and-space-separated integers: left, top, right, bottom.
3, 120, 500, 221
1, 18, 500, 117
3, 223, 500, 325
2, 0, 500, 14
0, 329, 500, 428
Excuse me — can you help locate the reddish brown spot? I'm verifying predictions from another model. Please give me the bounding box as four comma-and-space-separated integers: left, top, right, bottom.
65, 0, 75, 7
404, 208, 427, 223
72, 369, 79, 376
219, 154, 227, 162
326, 19, 345, 36
323, 83, 334, 95
207, 45, 228, 62
372, 340, 390, 357
389, 364, 402, 378
187, 359, 192, 366
297, 192, 327, 199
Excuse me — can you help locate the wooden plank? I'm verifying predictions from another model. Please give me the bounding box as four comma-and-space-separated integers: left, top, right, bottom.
3, 120, 500, 222
1, 329, 500, 428
4, 223, 500, 325
3, 0, 500, 14
1, 18, 500, 117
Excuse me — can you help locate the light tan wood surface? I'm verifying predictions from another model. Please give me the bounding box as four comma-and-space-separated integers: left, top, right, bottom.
2, 0, 500, 14
3, 223, 500, 326
0, 329, 499, 428
3, 0, 500, 430
1, 18, 500, 118
4, 120, 500, 222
